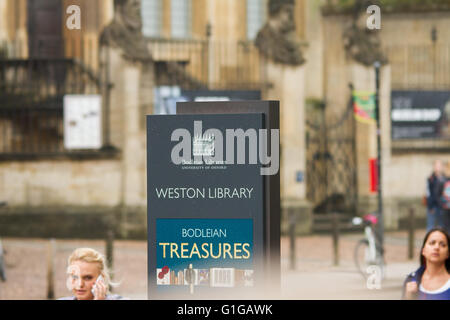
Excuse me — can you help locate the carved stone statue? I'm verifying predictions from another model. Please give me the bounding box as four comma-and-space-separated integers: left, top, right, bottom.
100, 0, 151, 60
255, 0, 305, 66
343, 1, 387, 66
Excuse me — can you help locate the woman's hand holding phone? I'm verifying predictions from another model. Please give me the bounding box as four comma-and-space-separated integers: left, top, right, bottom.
92, 275, 107, 300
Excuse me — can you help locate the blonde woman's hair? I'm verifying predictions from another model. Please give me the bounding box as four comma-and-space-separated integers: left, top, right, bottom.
67, 248, 118, 292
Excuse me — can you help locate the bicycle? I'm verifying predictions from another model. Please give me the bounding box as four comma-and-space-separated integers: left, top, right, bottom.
0, 201, 7, 282
352, 213, 385, 281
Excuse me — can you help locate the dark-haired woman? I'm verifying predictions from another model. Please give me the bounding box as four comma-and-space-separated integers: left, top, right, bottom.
402, 228, 450, 300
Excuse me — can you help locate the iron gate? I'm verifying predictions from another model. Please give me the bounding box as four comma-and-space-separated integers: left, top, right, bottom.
306, 93, 358, 216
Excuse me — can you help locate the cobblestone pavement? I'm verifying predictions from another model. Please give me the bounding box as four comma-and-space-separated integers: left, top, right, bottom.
0, 229, 427, 300
279, 229, 427, 300
0, 239, 147, 300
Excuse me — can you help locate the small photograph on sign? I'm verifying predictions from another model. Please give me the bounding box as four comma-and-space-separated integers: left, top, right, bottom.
156, 219, 254, 291
197, 269, 210, 286
156, 266, 171, 285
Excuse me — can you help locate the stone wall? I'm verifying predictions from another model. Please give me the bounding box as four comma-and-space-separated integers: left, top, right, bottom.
0, 206, 147, 240
321, 11, 450, 229
0, 12, 152, 240
0, 158, 148, 240
0, 160, 122, 207
0, 0, 8, 43
381, 12, 450, 46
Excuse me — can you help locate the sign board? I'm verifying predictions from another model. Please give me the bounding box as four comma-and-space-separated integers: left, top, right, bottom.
156, 218, 254, 288
181, 90, 261, 102
147, 101, 280, 299
63, 95, 102, 149
391, 90, 450, 140
153, 88, 262, 115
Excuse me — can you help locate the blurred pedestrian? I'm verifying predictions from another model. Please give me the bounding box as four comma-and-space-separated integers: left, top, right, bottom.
59, 248, 125, 300
402, 228, 450, 300
426, 160, 445, 231
440, 161, 450, 233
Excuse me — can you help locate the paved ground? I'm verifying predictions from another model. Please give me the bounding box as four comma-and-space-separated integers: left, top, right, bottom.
0, 229, 426, 300
278, 230, 426, 300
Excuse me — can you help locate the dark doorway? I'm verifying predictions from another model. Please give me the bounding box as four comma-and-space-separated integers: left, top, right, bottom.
27, 0, 63, 58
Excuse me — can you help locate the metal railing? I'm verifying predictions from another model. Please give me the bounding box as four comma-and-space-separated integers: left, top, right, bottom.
147, 38, 268, 90
0, 58, 108, 157
385, 43, 450, 90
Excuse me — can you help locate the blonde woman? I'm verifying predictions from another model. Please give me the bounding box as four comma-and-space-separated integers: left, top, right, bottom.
59, 248, 125, 300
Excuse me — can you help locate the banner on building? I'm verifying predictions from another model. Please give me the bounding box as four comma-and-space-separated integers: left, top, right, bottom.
369, 158, 378, 193
353, 91, 376, 124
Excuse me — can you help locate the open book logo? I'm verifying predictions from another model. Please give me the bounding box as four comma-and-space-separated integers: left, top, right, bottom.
171, 121, 280, 176
193, 134, 215, 157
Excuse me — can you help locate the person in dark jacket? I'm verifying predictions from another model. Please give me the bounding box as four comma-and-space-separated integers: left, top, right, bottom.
426, 160, 445, 231
402, 228, 450, 300
440, 161, 450, 233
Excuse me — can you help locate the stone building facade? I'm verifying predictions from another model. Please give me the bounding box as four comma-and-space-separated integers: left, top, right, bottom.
317, 6, 450, 229
0, 0, 449, 237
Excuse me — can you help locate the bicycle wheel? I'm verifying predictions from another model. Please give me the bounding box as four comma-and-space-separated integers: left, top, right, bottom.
0, 240, 6, 282
0, 258, 5, 281
375, 254, 386, 280
354, 239, 370, 278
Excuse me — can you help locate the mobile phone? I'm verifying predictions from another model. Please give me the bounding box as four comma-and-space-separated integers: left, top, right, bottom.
91, 275, 104, 295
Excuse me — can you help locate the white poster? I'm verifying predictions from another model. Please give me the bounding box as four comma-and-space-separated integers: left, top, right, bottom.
64, 95, 102, 150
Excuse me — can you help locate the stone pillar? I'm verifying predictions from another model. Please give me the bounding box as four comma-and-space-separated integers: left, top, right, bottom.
263, 61, 312, 234
266, 61, 305, 201
255, 0, 311, 234
104, 46, 152, 208
99, 0, 155, 209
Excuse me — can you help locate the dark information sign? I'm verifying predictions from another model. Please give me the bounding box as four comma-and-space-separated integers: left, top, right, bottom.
180, 90, 261, 102
391, 90, 450, 139
147, 107, 279, 299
